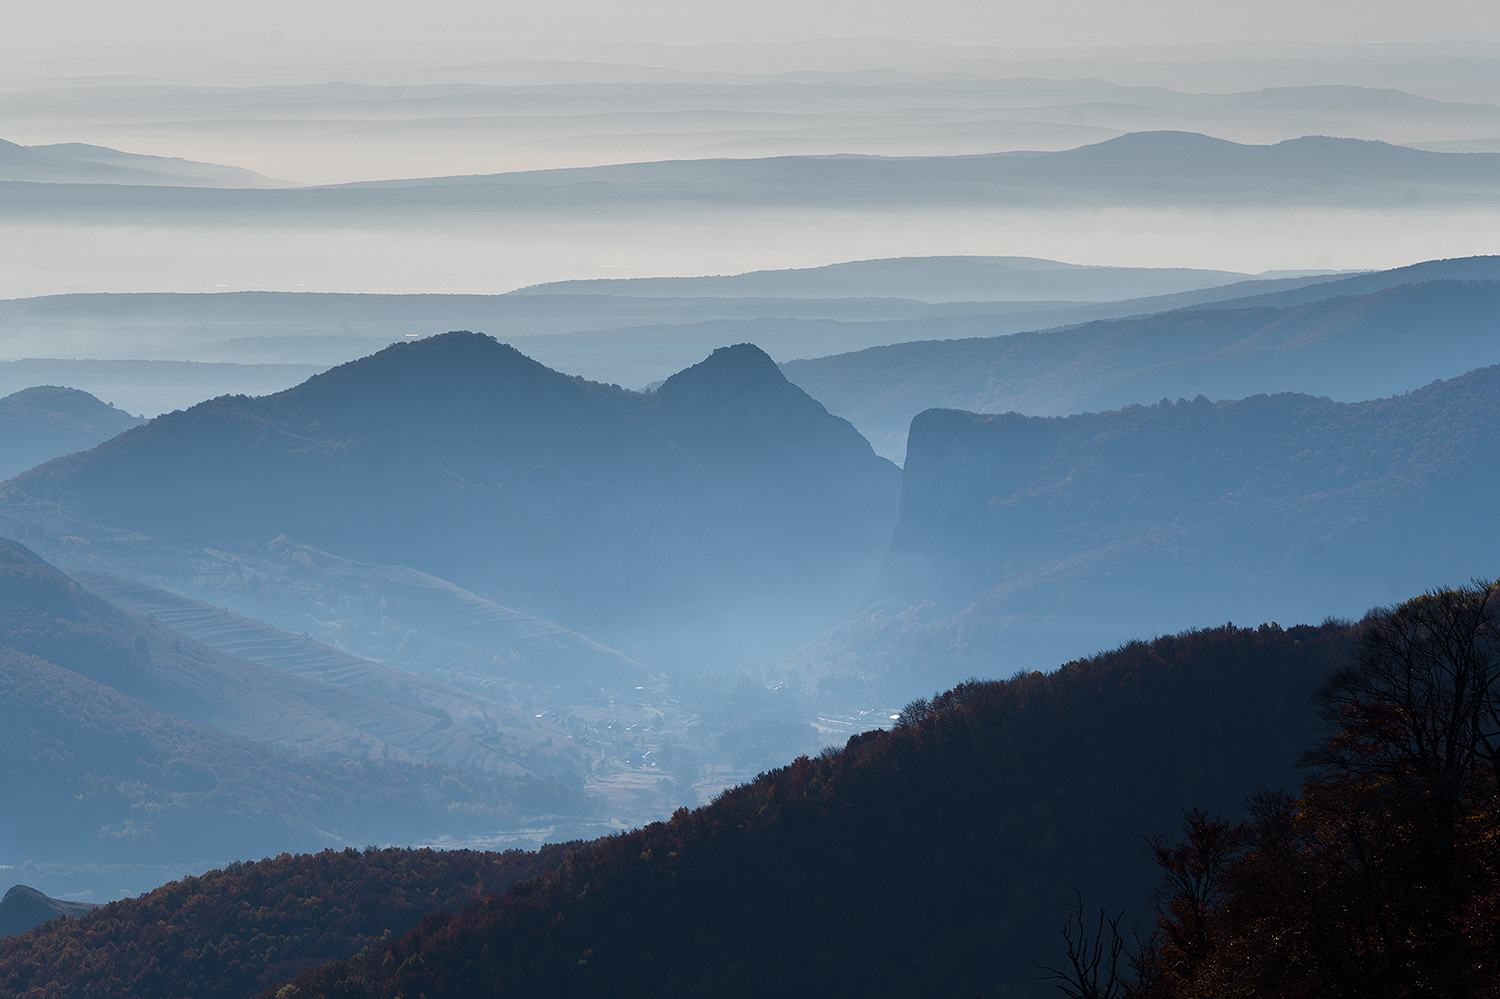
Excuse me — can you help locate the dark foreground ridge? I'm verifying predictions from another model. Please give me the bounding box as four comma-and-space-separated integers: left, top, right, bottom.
242, 621, 1344, 999
0, 847, 577, 998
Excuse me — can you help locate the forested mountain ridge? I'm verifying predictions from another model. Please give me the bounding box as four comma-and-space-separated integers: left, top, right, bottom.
781, 274, 1500, 459
0, 845, 581, 999
882, 361, 1500, 613
0, 334, 900, 666
252, 621, 1348, 999
769, 361, 1500, 704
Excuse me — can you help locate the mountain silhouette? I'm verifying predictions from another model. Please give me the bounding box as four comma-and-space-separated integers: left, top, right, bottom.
0, 386, 143, 480
0, 137, 290, 188
2, 335, 900, 665
0, 885, 97, 939
782, 270, 1500, 460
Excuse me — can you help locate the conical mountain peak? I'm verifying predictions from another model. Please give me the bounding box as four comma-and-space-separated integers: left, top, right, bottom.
655, 343, 787, 408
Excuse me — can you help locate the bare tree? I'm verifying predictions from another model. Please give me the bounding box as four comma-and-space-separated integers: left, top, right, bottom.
1306, 579, 1500, 787
1032, 889, 1129, 999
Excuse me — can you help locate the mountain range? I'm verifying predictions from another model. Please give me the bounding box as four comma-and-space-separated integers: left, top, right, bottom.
510, 255, 1317, 302
323, 132, 1500, 210
0, 336, 900, 669
0, 137, 290, 189
783, 257, 1500, 459
0, 256, 1351, 410
7, 78, 1499, 185
3, 132, 1496, 226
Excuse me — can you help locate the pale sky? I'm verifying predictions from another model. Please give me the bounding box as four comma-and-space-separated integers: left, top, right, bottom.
7, 0, 1499, 68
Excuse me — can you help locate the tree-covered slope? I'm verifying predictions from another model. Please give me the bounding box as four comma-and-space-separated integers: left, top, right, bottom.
0, 845, 577, 999
265, 621, 1347, 999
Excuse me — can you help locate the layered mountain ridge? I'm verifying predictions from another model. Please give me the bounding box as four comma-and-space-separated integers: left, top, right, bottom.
1, 334, 901, 667
782, 263, 1500, 460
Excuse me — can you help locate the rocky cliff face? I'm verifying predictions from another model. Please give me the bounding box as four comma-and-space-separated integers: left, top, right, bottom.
792, 364, 1500, 704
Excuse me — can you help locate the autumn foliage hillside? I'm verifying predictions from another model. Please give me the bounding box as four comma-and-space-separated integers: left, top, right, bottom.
0, 844, 577, 999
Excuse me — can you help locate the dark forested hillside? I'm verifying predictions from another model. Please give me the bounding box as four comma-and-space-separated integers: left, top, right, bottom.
0, 334, 900, 666
781, 275, 1500, 459
0, 387, 142, 481
0, 845, 578, 999
259, 622, 1346, 999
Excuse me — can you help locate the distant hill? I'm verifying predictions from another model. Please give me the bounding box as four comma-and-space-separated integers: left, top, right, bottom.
0, 360, 328, 420
0, 537, 589, 864
512, 255, 1290, 303
1193, 254, 1500, 310
256, 622, 1346, 999
0, 386, 142, 480
772, 363, 1500, 703
0, 885, 97, 939
781, 269, 1500, 460
4, 132, 1497, 225
0, 535, 596, 860
321, 132, 1500, 210
0, 263, 1350, 395
0, 335, 900, 668
0, 137, 291, 188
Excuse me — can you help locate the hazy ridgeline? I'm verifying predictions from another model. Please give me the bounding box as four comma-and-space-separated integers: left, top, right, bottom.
786, 258, 1500, 459
0, 255, 1352, 416
1, 128, 1498, 300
